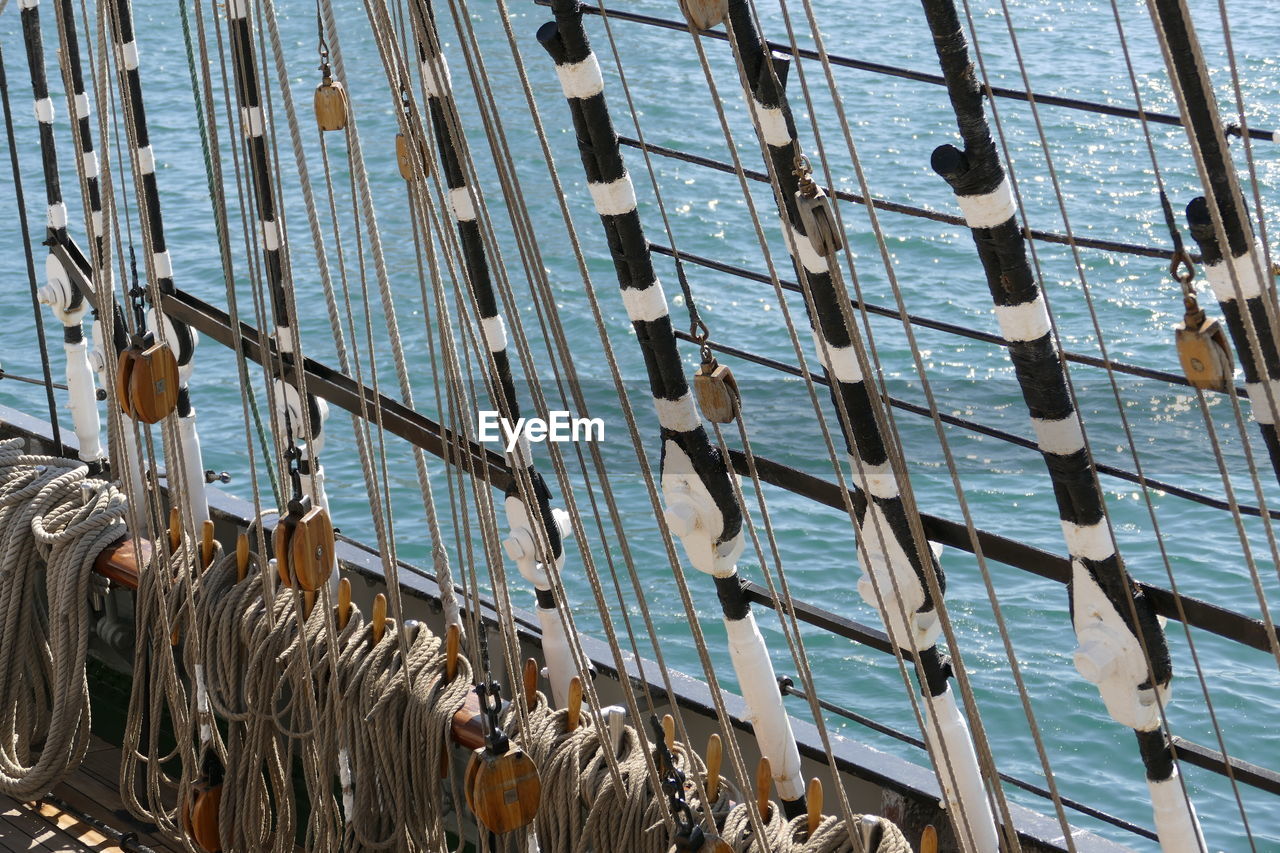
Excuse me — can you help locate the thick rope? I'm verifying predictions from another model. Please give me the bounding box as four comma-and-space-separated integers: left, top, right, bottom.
0, 438, 127, 800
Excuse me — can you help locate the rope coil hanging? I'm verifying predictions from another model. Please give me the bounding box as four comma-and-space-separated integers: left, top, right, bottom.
0, 438, 127, 800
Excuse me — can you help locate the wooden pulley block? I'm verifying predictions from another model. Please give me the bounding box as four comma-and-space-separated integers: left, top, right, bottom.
181, 752, 225, 853
1176, 303, 1233, 392
795, 187, 843, 259
445, 623, 461, 680
919, 824, 938, 853
467, 746, 542, 835
699, 840, 733, 853
314, 76, 349, 132
114, 347, 139, 419
119, 338, 180, 424
396, 132, 430, 181
693, 358, 738, 423
677, 0, 727, 30
272, 514, 296, 588
184, 783, 222, 852
287, 505, 335, 591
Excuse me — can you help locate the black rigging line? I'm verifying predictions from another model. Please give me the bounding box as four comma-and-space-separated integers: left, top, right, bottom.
157, 284, 1276, 654
652, 242, 1237, 396
0, 42, 63, 453
624, 136, 1193, 262
677, 329, 1280, 522
545, 0, 1277, 143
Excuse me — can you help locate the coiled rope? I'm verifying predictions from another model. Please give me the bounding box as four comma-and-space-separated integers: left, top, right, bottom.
0, 437, 127, 800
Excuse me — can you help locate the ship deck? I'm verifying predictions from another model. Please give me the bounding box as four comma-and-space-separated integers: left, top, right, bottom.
0, 737, 180, 853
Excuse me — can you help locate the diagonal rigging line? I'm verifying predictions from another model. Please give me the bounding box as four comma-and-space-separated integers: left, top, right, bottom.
623, 136, 1194, 261
550, 0, 1278, 142
651, 241, 1245, 396
677, 330, 1280, 522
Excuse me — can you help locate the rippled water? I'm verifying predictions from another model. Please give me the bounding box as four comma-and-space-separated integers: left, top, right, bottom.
3, 0, 1279, 848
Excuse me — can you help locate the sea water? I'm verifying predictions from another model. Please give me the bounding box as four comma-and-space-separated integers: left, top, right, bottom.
2, 0, 1278, 848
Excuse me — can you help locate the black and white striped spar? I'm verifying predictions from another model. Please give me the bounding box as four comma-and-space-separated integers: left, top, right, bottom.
918, 0, 1203, 849
19, 0, 104, 473
224, 0, 331, 520
106, 0, 209, 526
409, 0, 577, 706
718, 3, 994, 846
1146, 0, 1280, 489
539, 0, 807, 814
47, 0, 134, 429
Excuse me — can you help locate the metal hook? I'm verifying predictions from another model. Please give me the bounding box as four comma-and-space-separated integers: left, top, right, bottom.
1169, 247, 1197, 300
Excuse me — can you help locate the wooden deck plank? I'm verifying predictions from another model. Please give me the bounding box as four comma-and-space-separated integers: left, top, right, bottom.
0, 735, 183, 853
0, 802, 60, 851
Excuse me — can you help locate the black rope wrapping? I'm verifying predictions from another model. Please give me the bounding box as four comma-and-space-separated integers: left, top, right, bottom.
107, 0, 199, 420
1153, 0, 1280, 490
224, 0, 326, 466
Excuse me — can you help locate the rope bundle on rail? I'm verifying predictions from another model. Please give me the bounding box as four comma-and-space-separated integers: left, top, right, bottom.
0, 437, 127, 800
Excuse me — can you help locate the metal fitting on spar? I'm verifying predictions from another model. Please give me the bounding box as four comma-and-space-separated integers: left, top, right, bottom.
272, 380, 330, 458
503, 498, 570, 589
39, 254, 87, 326
660, 483, 744, 577
1070, 560, 1169, 732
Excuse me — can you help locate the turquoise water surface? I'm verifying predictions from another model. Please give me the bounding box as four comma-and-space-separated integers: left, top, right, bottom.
3, 0, 1280, 849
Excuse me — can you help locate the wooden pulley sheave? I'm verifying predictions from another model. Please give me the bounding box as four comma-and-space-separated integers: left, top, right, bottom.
272, 491, 335, 592
115, 329, 179, 424
465, 678, 542, 835
181, 749, 225, 852
793, 155, 844, 259
677, 0, 727, 30
313, 61, 349, 132
1175, 293, 1233, 393
693, 341, 739, 424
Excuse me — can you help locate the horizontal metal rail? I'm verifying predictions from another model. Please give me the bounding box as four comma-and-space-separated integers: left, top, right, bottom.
653, 242, 1241, 397
676, 329, 1278, 521
775, 676, 1162, 842
160, 286, 1274, 657
161, 285, 1276, 816
627, 137, 1192, 261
